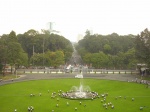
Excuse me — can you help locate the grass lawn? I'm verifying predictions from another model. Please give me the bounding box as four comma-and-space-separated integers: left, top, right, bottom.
0, 74, 19, 80
0, 78, 150, 112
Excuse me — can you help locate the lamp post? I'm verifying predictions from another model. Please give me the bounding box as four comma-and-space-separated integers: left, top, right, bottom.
32, 45, 34, 66
16, 69, 17, 78
43, 36, 45, 67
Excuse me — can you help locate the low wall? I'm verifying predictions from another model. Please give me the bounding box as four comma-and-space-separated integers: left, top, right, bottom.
17, 69, 139, 74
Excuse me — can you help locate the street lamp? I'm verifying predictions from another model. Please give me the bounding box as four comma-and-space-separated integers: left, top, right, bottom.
43, 36, 45, 67
32, 44, 34, 66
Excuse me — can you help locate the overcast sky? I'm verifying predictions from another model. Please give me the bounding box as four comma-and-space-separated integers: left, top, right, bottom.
0, 0, 150, 42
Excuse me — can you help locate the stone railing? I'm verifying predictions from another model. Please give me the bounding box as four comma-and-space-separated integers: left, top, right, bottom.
87, 69, 139, 74
17, 69, 139, 74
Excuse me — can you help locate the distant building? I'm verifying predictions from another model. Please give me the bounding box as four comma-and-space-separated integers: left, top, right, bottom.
89, 29, 93, 35
46, 22, 61, 35
2, 64, 15, 74
77, 34, 84, 42
48, 22, 54, 32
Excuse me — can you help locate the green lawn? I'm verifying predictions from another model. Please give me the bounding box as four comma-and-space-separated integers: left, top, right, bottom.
0, 78, 150, 112
0, 74, 19, 80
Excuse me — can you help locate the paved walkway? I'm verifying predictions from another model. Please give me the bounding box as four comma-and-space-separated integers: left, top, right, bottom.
0, 73, 144, 86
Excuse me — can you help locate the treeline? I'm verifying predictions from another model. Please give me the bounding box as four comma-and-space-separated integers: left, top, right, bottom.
76, 31, 138, 69
0, 29, 73, 71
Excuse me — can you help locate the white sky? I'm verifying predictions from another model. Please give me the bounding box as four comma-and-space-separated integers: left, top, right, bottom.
0, 0, 150, 42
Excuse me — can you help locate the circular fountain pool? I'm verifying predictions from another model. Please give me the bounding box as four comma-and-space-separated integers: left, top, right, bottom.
61, 83, 99, 100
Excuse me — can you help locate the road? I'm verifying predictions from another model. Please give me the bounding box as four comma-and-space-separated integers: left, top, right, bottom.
67, 43, 83, 65
0, 73, 141, 86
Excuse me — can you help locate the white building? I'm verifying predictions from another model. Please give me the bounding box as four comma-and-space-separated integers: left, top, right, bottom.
46, 22, 61, 35
77, 34, 84, 42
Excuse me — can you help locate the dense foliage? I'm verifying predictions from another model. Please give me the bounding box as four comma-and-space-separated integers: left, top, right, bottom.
1, 28, 150, 71
0, 29, 73, 73
135, 28, 150, 68
17, 29, 73, 67
0, 31, 28, 74
76, 31, 137, 69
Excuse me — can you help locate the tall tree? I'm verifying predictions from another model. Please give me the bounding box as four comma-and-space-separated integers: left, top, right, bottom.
135, 28, 150, 67
8, 31, 18, 42
9, 31, 28, 72
0, 38, 8, 75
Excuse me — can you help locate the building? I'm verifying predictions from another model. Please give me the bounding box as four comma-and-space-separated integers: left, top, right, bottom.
46, 22, 60, 35
47, 22, 54, 32
2, 64, 15, 74
77, 34, 84, 42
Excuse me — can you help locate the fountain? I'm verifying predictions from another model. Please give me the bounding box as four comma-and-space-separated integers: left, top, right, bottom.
61, 72, 99, 100
61, 82, 98, 99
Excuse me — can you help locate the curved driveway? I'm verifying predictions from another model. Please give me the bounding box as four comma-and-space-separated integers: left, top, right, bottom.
0, 73, 141, 86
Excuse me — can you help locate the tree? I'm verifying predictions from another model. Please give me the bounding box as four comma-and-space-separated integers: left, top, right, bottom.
25, 29, 39, 36
30, 53, 44, 66
103, 44, 111, 54
0, 31, 28, 74
85, 30, 91, 36
30, 50, 65, 68
83, 53, 92, 65
54, 50, 65, 67
0, 41, 5, 74
8, 31, 18, 42
90, 52, 109, 68
77, 32, 136, 69
135, 28, 150, 67
9, 36, 29, 68
0, 36, 8, 64
7, 42, 28, 73
18, 29, 73, 65
125, 48, 138, 69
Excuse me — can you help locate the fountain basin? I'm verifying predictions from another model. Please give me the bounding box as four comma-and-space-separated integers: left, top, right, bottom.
61, 74, 98, 100
61, 91, 98, 100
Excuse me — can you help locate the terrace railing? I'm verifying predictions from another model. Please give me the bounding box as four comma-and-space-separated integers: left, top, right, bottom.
17, 69, 139, 75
